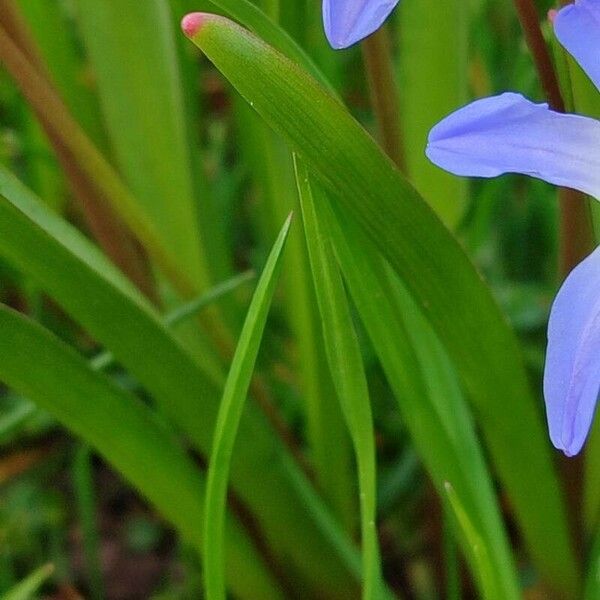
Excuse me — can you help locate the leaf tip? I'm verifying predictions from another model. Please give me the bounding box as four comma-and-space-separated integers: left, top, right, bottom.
181, 13, 209, 38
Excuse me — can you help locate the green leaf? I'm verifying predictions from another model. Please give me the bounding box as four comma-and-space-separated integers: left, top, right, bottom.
0, 167, 364, 599
74, 0, 211, 288
174, 0, 330, 89
0, 305, 282, 600
444, 483, 498, 600
324, 194, 518, 599
204, 215, 290, 600
185, 15, 578, 595
296, 161, 383, 600
1, 564, 53, 600
397, 0, 468, 228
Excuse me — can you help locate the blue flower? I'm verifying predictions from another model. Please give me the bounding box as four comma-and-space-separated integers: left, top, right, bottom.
323, 0, 400, 49
426, 0, 600, 456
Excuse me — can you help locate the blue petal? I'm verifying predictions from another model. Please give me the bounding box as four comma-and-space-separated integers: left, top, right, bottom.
555, 0, 600, 93
544, 246, 600, 456
426, 92, 600, 200
323, 0, 400, 49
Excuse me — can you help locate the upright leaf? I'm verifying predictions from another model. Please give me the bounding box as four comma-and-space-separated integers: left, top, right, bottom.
397, 0, 469, 227
75, 0, 210, 288
296, 160, 382, 600
204, 216, 290, 600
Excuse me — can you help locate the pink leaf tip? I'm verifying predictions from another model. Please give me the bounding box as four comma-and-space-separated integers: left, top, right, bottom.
181, 13, 207, 37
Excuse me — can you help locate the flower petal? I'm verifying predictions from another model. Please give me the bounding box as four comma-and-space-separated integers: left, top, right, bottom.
322, 0, 399, 49
426, 92, 600, 200
544, 246, 600, 456
554, 0, 600, 93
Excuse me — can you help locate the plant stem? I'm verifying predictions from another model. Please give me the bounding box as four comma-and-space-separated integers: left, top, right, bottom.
514, 0, 591, 569
361, 26, 405, 171
513, 0, 563, 111
559, 188, 594, 276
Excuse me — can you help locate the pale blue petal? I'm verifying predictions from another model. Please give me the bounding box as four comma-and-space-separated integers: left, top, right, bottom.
555, 0, 600, 92
426, 92, 600, 200
544, 246, 600, 456
323, 0, 400, 49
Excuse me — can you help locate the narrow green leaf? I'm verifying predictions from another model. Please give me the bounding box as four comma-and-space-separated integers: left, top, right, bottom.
324, 189, 519, 599
296, 160, 382, 600
0, 168, 363, 598
397, 0, 468, 227
74, 0, 211, 288
0, 305, 282, 600
1, 564, 53, 600
444, 483, 498, 600
204, 215, 290, 600
184, 16, 577, 593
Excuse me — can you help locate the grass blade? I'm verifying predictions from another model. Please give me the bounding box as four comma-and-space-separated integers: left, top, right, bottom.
1, 564, 53, 600
204, 215, 291, 600
296, 159, 382, 600
74, 0, 211, 289
444, 483, 498, 600
397, 0, 469, 228
235, 98, 355, 531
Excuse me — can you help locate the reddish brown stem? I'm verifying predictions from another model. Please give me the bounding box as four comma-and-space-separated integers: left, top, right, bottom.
513, 0, 564, 111
361, 26, 406, 171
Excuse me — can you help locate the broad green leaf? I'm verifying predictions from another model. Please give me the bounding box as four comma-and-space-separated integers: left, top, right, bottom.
1, 564, 53, 600
397, 0, 468, 228
74, 0, 211, 289
0, 167, 364, 598
204, 216, 290, 600
296, 159, 382, 600
325, 192, 518, 599
0, 305, 281, 600
185, 16, 577, 594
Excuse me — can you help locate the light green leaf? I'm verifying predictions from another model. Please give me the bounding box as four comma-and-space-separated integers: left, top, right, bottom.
74, 0, 211, 288
1, 564, 53, 600
204, 215, 290, 600
296, 160, 382, 600
444, 483, 498, 600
